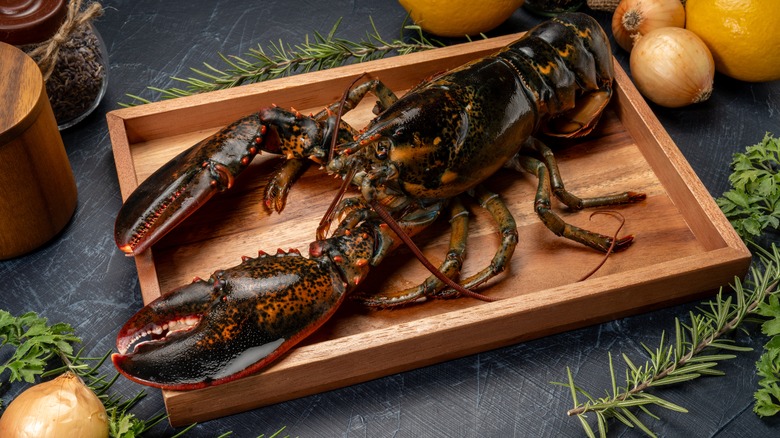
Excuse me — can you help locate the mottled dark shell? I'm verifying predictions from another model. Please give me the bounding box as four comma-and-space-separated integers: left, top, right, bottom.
358, 12, 613, 202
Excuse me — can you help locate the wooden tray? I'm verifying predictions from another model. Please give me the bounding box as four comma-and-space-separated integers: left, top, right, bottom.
106, 33, 750, 426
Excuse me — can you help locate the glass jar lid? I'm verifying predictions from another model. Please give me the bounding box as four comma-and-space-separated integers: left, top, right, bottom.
0, 0, 67, 45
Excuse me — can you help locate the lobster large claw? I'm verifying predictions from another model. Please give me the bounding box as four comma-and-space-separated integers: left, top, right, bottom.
114, 115, 266, 255
112, 249, 348, 390
114, 108, 339, 256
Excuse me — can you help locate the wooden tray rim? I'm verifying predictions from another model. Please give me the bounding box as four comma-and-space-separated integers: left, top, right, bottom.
106, 34, 750, 425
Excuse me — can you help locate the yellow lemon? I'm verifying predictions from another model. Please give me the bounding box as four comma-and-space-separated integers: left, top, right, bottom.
685, 0, 780, 82
398, 0, 525, 37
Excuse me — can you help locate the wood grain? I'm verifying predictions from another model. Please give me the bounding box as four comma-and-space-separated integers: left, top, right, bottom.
0, 42, 78, 259
106, 34, 751, 425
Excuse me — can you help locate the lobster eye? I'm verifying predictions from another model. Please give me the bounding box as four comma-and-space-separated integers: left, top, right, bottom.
374, 138, 392, 160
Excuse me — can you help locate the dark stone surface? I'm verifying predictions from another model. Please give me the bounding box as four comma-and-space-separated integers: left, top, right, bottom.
1, 1, 778, 436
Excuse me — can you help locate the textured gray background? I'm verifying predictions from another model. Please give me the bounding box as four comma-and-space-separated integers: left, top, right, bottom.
1, 1, 779, 436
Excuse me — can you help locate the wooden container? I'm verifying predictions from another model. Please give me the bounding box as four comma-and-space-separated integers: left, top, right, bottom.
106, 34, 751, 425
0, 42, 77, 259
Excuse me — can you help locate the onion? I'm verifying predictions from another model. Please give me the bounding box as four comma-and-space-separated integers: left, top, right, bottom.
612, 0, 685, 52
0, 371, 108, 438
630, 27, 714, 108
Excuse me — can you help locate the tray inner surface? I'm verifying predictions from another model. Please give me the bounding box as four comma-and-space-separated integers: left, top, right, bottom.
107, 35, 749, 424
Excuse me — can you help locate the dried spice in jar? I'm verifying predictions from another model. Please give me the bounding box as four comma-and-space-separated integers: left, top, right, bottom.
523, 0, 584, 16
0, 0, 107, 130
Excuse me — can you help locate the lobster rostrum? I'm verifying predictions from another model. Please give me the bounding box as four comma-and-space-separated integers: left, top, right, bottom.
113, 13, 646, 390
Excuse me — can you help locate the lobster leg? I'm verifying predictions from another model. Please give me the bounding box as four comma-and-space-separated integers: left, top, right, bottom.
514, 153, 635, 253
520, 137, 646, 209
355, 197, 470, 307
263, 78, 399, 213
358, 186, 519, 306
312, 78, 399, 120
444, 186, 519, 293
114, 209, 386, 390
114, 115, 265, 255
115, 79, 400, 255
112, 249, 352, 390
331, 197, 446, 267
263, 157, 311, 213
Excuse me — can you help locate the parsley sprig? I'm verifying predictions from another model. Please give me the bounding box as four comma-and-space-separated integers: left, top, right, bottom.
716, 133, 780, 241
754, 284, 780, 416
0, 310, 187, 437
0, 310, 80, 386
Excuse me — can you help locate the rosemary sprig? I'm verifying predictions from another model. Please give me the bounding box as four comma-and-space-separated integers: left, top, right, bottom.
124, 18, 444, 105
558, 244, 780, 437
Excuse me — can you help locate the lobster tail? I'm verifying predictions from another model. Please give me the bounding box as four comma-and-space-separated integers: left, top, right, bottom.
499, 12, 614, 138
549, 12, 614, 94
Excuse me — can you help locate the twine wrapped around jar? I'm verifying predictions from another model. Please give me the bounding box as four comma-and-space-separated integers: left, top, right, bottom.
586, 0, 620, 12
25, 0, 104, 81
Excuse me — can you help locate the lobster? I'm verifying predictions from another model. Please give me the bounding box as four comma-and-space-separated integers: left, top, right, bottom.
112, 13, 645, 390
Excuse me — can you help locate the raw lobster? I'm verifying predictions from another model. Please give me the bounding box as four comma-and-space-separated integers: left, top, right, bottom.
113, 13, 645, 390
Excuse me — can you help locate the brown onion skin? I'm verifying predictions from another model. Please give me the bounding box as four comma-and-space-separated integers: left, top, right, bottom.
612, 0, 686, 52
630, 27, 715, 108
0, 372, 108, 438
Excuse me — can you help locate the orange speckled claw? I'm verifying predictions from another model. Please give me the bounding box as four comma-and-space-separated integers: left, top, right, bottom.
114, 114, 265, 256
113, 249, 349, 390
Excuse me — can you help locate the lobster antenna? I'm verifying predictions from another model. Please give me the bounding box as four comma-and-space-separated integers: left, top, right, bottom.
317, 164, 357, 240
578, 210, 625, 281
317, 73, 366, 240
327, 73, 367, 163
369, 199, 497, 303
318, 74, 368, 240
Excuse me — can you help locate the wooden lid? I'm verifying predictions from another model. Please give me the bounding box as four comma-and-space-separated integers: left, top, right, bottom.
0, 41, 45, 145
0, 0, 66, 45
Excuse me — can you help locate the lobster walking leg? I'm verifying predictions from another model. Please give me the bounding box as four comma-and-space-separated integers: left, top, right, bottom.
451, 186, 519, 291
513, 152, 634, 253
355, 198, 470, 307
359, 186, 519, 306
521, 137, 646, 209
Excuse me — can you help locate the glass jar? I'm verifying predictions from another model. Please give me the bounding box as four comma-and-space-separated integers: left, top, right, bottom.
523, 0, 585, 16
0, 0, 108, 130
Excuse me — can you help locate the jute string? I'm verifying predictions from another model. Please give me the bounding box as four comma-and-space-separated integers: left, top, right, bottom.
26, 0, 104, 81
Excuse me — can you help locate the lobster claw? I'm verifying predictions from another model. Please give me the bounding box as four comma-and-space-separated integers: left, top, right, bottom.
114, 106, 345, 255
112, 250, 348, 390
115, 115, 265, 255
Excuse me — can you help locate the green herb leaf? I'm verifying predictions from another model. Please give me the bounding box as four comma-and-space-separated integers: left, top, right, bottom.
717, 133, 780, 241
755, 347, 780, 417
562, 244, 780, 435
0, 310, 80, 386
122, 17, 450, 106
